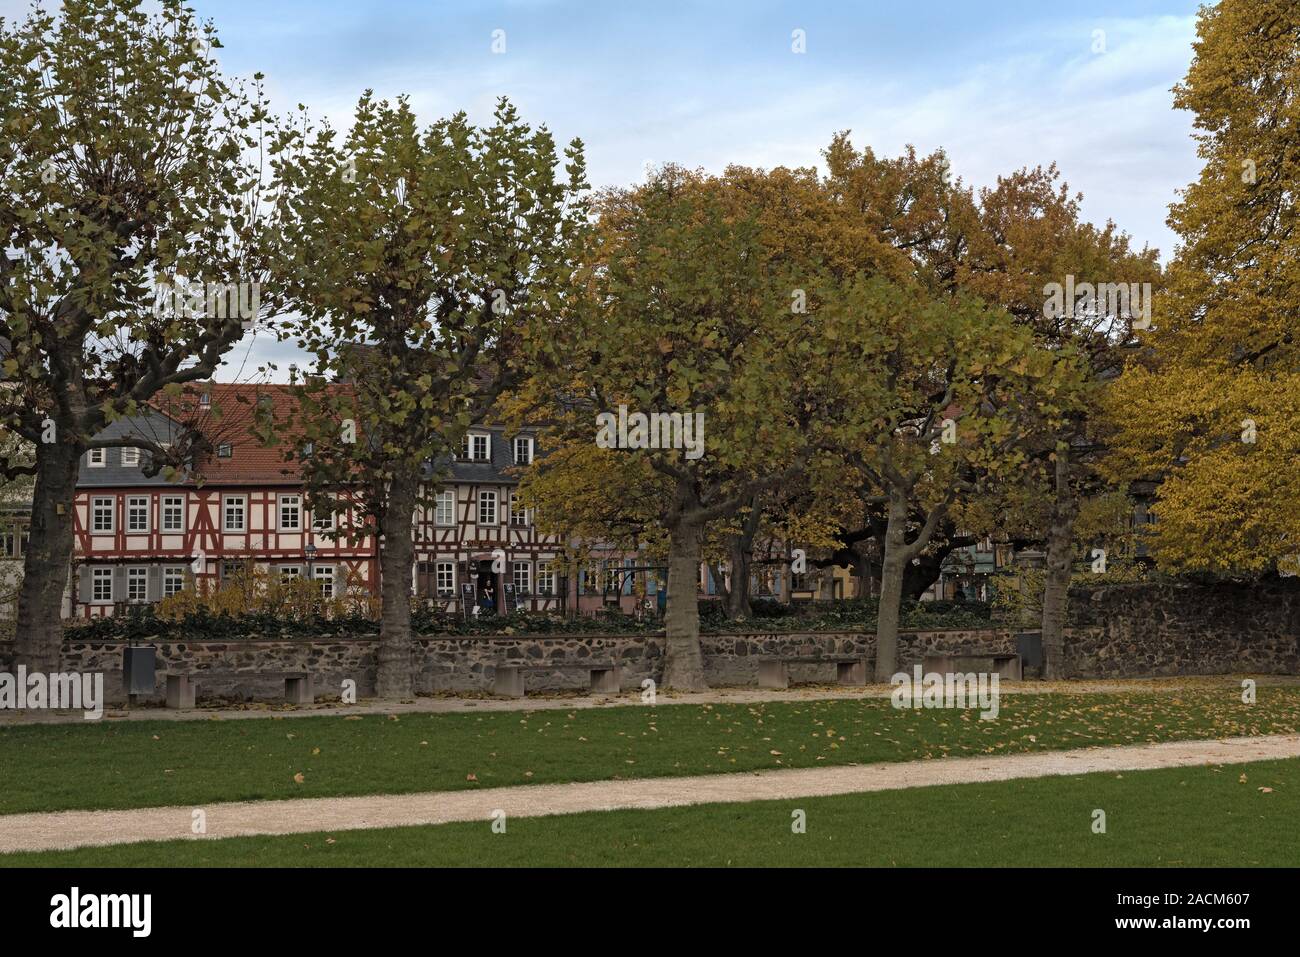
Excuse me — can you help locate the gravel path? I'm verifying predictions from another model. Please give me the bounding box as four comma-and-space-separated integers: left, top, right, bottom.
3, 733, 1298, 854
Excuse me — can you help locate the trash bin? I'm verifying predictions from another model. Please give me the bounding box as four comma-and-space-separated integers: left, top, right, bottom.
122, 645, 157, 696
1015, 632, 1043, 669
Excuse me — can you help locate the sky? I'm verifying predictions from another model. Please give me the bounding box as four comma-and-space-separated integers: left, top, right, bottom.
2, 0, 1212, 380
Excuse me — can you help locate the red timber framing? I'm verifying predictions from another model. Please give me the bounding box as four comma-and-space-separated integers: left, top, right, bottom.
71, 485, 377, 618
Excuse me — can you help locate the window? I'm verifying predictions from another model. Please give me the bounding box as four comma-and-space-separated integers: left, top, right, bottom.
162, 495, 185, 532
163, 566, 186, 597
221, 560, 246, 581
87, 448, 105, 468
302, 442, 314, 458
121, 447, 140, 468
92, 497, 114, 533
314, 564, 334, 598
279, 494, 301, 531
435, 490, 455, 526
463, 433, 490, 461
436, 561, 455, 595
478, 489, 497, 525
537, 562, 556, 596
126, 567, 147, 602
199, 392, 211, 408
513, 436, 533, 465
126, 496, 149, 533
509, 492, 531, 526
90, 567, 113, 602
217, 443, 233, 458
604, 566, 621, 594
512, 561, 531, 595
223, 495, 246, 532
312, 501, 334, 531
279, 565, 302, 580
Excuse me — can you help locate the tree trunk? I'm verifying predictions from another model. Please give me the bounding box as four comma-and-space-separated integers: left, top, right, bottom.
873, 490, 909, 681
14, 436, 82, 674
724, 503, 760, 618
662, 518, 706, 690
376, 473, 417, 699
1041, 448, 1077, 679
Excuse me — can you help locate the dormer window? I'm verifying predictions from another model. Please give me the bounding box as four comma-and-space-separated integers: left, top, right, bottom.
121, 447, 140, 468
217, 443, 233, 458
513, 436, 533, 465
87, 448, 106, 468
462, 433, 490, 462
199, 392, 211, 408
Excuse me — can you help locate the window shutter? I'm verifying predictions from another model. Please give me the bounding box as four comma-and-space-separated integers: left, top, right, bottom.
78, 566, 92, 603
112, 565, 127, 601
147, 565, 162, 602
623, 558, 634, 595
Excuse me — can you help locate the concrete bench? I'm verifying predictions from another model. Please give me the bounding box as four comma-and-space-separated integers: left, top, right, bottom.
922, 652, 1022, 681
164, 671, 316, 709
757, 655, 870, 690
491, 661, 623, 698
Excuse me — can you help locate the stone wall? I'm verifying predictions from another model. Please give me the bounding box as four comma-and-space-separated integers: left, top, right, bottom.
3, 578, 1296, 703
0, 627, 1011, 704
1064, 579, 1300, 677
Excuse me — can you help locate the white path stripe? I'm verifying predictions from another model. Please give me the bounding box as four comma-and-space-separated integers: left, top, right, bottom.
3, 734, 1299, 854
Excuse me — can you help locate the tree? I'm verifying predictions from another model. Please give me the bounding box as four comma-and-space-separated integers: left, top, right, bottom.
526, 166, 822, 690
269, 95, 587, 698
1104, 0, 1300, 576
955, 165, 1160, 677
810, 276, 1077, 679
0, 0, 273, 670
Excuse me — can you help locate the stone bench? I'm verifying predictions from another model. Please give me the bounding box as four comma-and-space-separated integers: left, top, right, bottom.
164, 671, 316, 709
922, 651, 1022, 681
491, 661, 623, 698
757, 655, 870, 690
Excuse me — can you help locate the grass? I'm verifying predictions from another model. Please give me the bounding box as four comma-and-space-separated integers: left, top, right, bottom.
4, 756, 1296, 867
3, 686, 1299, 816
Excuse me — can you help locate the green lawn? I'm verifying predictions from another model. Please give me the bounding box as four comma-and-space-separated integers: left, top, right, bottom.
2, 687, 1297, 816
5, 756, 1296, 867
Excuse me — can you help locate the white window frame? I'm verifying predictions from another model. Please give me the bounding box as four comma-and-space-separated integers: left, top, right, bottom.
478, 489, 497, 525
162, 495, 185, 533
162, 566, 186, 597
279, 494, 302, 532
512, 561, 531, 595
435, 490, 455, 526
314, 564, 335, 598
126, 566, 148, 602
509, 491, 532, 526
279, 565, 302, 580
91, 497, 115, 533
463, 433, 490, 461
436, 561, 455, 596
223, 495, 247, 532
87, 448, 106, 468
537, 562, 556, 596
121, 447, 140, 468
513, 435, 533, 465
312, 500, 334, 531
126, 496, 149, 533
91, 567, 113, 603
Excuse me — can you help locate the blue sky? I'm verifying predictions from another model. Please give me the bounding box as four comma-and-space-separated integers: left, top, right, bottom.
2, 0, 1211, 378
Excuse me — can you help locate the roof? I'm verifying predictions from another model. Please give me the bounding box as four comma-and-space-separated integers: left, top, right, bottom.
79, 381, 536, 489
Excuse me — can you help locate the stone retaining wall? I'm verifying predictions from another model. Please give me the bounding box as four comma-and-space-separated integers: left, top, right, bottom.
0, 628, 1010, 704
